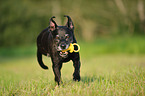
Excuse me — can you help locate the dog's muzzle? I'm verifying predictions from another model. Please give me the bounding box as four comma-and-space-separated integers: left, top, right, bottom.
57, 43, 69, 51
59, 51, 68, 57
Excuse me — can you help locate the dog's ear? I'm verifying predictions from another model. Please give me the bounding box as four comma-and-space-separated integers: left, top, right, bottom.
49, 16, 57, 31
64, 15, 74, 30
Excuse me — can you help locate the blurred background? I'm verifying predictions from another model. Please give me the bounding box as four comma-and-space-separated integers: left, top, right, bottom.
1, 1, 145, 95
0, 0, 145, 58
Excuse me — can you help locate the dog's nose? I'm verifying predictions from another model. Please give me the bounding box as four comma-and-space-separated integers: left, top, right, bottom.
60, 43, 66, 49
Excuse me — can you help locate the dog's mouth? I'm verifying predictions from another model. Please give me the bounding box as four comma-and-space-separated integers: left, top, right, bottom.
59, 51, 68, 57
55, 43, 70, 57
57, 44, 69, 51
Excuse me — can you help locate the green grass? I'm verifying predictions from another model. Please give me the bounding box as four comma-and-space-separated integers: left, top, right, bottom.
1, 36, 145, 59
0, 37, 145, 95
80, 36, 145, 57
0, 55, 145, 96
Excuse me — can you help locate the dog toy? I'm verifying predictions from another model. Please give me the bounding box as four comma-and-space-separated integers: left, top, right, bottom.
62, 43, 80, 53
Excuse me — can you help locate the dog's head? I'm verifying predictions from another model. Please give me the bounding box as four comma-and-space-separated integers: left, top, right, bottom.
48, 15, 74, 54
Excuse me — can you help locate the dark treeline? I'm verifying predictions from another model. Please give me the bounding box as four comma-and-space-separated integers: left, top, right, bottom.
0, 0, 145, 47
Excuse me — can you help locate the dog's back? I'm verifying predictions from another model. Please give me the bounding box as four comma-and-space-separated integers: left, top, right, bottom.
37, 27, 52, 69
37, 28, 51, 56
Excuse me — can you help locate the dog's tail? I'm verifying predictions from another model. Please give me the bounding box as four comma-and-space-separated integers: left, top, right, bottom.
37, 50, 48, 69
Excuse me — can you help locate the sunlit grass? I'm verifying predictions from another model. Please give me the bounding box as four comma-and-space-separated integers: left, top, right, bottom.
0, 55, 145, 95
80, 36, 145, 58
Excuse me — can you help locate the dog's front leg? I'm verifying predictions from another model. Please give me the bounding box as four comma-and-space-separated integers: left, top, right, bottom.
52, 62, 62, 85
72, 56, 81, 81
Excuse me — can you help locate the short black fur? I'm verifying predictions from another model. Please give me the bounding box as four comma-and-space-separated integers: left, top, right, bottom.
36, 15, 81, 85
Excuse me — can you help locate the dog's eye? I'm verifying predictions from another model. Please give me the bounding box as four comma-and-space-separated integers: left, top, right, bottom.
66, 36, 69, 39
55, 35, 59, 39
65, 35, 69, 39
56, 37, 59, 39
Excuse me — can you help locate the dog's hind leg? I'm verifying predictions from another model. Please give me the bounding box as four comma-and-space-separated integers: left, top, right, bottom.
37, 50, 48, 69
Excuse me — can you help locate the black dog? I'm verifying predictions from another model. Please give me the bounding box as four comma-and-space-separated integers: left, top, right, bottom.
37, 15, 81, 85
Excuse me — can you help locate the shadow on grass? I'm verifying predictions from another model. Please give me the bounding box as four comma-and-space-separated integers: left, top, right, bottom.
49, 76, 109, 90
81, 75, 105, 83
51, 76, 107, 88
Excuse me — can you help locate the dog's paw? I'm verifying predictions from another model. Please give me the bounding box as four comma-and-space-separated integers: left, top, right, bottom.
73, 76, 81, 82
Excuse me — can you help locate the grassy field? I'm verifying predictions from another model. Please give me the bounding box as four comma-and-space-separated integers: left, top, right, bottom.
1, 36, 145, 58
0, 37, 145, 95
0, 55, 145, 96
